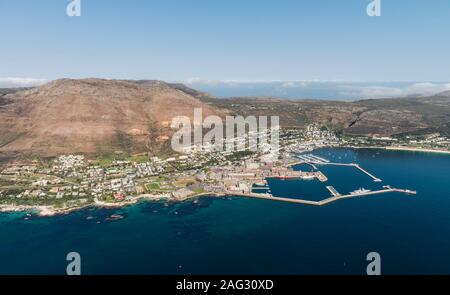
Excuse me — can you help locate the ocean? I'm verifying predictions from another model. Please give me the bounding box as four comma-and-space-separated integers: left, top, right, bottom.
1, 148, 449, 274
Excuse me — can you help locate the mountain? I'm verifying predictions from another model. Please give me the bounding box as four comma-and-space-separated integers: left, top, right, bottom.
1, 78, 449, 158
436, 90, 450, 98
134, 80, 215, 102
0, 79, 224, 156
210, 94, 450, 137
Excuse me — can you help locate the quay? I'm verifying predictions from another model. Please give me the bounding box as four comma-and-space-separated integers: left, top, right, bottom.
293, 156, 383, 183
287, 160, 317, 170
353, 164, 382, 182
326, 186, 341, 197
252, 187, 271, 191
224, 187, 416, 207
308, 155, 330, 163
318, 163, 382, 182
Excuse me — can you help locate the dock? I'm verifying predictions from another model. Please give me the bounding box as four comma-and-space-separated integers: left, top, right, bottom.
322, 163, 382, 182
326, 186, 341, 197
287, 160, 317, 170
353, 164, 382, 182
252, 187, 271, 191
292, 154, 382, 183
308, 155, 330, 163
225, 187, 416, 207
315, 162, 382, 182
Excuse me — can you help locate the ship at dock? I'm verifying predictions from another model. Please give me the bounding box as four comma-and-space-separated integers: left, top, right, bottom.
350, 188, 371, 195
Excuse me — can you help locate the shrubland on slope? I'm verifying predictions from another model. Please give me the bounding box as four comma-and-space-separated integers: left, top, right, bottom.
0, 79, 223, 156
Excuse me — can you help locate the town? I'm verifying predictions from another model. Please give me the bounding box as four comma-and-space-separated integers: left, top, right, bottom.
0, 125, 447, 216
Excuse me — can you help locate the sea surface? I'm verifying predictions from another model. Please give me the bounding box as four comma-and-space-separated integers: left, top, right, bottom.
1, 148, 450, 275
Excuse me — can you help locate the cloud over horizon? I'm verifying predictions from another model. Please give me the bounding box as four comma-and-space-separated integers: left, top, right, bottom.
184, 80, 450, 100
0, 77, 47, 88
338, 82, 450, 99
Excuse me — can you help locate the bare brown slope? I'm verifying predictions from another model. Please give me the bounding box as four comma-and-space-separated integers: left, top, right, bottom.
211, 95, 450, 136
0, 79, 224, 156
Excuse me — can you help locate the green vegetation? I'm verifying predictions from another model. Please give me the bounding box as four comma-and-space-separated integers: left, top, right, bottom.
126, 154, 149, 163
148, 182, 160, 190
225, 150, 255, 162
94, 154, 116, 166
192, 188, 205, 194
0, 131, 24, 148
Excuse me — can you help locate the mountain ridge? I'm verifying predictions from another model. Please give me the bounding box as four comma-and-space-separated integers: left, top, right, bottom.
0, 78, 224, 156
1, 78, 449, 157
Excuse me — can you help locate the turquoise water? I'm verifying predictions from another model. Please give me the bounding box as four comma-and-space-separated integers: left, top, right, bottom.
1, 148, 450, 274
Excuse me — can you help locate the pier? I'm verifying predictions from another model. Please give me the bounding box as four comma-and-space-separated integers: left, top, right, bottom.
318, 163, 382, 182
293, 154, 382, 182
287, 160, 317, 170
326, 186, 341, 197
252, 187, 271, 191
226, 187, 416, 206
308, 155, 330, 163
286, 160, 304, 167
353, 164, 382, 182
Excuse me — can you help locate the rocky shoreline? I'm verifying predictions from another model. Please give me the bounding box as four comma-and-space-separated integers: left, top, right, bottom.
2, 146, 449, 218
0, 193, 203, 217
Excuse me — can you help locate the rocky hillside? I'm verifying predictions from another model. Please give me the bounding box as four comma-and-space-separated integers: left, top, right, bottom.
1, 78, 449, 157
0, 79, 224, 156
211, 93, 450, 137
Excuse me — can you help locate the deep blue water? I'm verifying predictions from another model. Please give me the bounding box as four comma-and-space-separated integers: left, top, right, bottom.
1, 148, 450, 275
187, 81, 427, 100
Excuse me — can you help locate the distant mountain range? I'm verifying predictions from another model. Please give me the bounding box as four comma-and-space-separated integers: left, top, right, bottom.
1, 79, 449, 157
212, 91, 450, 137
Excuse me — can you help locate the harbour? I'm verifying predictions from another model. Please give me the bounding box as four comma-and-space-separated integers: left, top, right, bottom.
228, 187, 416, 206
295, 154, 383, 182
0, 147, 448, 275
225, 154, 417, 207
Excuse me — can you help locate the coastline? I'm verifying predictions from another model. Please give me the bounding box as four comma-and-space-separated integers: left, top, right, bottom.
1, 145, 449, 218
384, 146, 450, 154
341, 145, 450, 154
0, 192, 210, 217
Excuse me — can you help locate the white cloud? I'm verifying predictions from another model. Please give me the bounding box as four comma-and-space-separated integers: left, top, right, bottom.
0, 77, 47, 87
281, 81, 296, 88
185, 79, 317, 87
180, 79, 450, 100
339, 82, 450, 99
184, 78, 227, 85
407, 82, 450, 96
281, 81, 310, 88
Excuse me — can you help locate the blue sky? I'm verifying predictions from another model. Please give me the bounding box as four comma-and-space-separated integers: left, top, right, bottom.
1, 0, 450, 96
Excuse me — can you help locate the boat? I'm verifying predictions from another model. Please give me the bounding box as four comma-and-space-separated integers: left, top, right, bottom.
350, 188, 371, 195
106, 214, 124, 221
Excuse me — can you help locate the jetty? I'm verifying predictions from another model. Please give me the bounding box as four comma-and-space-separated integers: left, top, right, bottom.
293, 154, 383, 183
326, 186, 341, 197
252, 186, 271, 191
319, 163, 382, 182
353, 164, 382, 182
225, 187, 416, 207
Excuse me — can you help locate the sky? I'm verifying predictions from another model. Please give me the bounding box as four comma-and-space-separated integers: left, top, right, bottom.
1, 0, 450, 98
